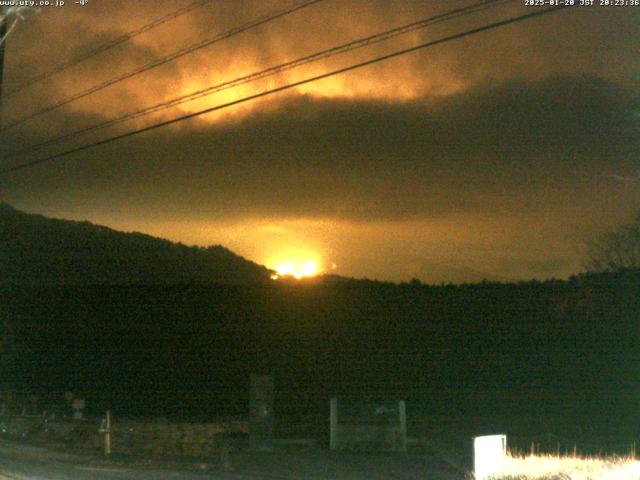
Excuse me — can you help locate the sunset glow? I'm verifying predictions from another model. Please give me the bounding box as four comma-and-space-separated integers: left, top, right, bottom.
272, 259, 319, 280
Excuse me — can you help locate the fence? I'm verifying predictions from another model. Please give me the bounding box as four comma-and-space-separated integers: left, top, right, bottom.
329, 398, 407, 452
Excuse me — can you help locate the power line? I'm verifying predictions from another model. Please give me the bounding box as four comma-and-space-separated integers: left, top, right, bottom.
0, 5, 570, 177
3, 0, 513, 160
4, 0, 212, 98
0, 0, 324, 133
1, 7, 37, 128
0, 15, 17, 48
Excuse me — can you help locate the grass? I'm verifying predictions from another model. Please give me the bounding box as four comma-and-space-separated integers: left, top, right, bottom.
488, 452, 640, 480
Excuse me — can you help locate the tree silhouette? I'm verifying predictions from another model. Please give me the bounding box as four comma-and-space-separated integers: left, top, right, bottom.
586, 212, 640, 272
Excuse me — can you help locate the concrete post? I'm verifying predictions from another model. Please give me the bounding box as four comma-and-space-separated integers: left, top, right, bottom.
249, 374, 274, 450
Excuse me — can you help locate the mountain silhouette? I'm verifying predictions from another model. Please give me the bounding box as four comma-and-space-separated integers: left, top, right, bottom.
0, 203, 272, 285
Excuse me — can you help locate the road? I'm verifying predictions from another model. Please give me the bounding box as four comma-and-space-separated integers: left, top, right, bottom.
0, 461, 237, 480
0, 439, 467, 479
0, 440, 239, 480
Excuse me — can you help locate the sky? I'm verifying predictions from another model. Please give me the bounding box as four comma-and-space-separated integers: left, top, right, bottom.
1, 0, 639, 283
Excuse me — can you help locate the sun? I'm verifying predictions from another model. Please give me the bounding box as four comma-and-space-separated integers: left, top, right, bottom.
271, 259, 320, 280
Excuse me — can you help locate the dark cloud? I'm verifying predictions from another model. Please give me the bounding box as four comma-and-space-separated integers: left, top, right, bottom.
5, 74, 636, 220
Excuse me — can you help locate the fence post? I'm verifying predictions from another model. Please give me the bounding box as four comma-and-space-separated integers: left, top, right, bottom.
397, 400, 407, 452
105, 410, 112, 455
329, 397, 337, 450
99, 410, 112, 456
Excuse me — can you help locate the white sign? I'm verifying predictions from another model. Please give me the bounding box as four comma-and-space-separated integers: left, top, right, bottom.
474, 434, 506, 480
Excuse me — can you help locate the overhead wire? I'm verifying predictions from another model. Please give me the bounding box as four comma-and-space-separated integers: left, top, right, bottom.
0, 5, 570, 177
3, 0, 514, 161
0, 0, 324, 133
3, 0, 212, 98
0, 17, 18, 48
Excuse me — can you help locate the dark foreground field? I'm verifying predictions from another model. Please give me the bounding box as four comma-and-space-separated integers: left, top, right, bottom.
1, 269, 638, 478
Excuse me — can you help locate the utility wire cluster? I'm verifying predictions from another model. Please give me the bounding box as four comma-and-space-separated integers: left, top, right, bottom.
3, 0, 212, 97
0, 0, 570, 177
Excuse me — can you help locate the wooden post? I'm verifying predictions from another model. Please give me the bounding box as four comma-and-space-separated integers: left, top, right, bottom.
397, 400, 407, 452
104, 410, 111, 456
329, 397, 337, 450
